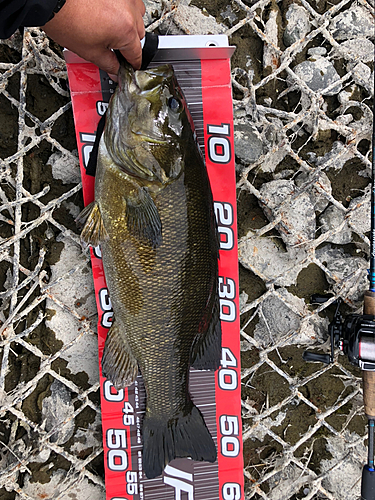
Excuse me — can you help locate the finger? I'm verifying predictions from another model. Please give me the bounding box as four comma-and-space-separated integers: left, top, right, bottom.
119, 38, 143, 70
137, 17, 146, 40
136, 0, 146, 16
86, 47, 120, 75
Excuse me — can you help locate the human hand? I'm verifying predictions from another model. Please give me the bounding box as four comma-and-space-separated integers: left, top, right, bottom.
43, 0, 146, 74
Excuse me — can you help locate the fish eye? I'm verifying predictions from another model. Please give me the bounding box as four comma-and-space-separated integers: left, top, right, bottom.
168, 97, 181, 111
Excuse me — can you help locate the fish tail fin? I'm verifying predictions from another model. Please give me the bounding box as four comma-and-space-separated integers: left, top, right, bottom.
142, 402, 216, 479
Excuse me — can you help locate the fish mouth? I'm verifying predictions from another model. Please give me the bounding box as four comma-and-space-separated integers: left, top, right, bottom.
119, 62, 174, 95
118, 63, 175, 145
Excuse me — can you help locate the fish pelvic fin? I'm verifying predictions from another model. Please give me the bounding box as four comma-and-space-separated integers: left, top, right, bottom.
76, 201, 108, 247
191, 294, 222, 371
142, 401, 216, 479
102, 321, 138, 389
126, 187, 162, 248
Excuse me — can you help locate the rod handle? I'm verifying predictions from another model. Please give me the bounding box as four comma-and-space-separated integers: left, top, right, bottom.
363, 372, 375, 419
364, 290, 375, 315
363, 291, 375, 418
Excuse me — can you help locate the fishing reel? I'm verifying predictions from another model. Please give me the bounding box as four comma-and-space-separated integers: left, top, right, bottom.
304, 295, 375, 499
303, 295, 375, 371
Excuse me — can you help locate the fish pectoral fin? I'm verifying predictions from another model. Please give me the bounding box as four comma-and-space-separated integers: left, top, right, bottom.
126, 187, 162, 248
191, 294, 222, 371
76, 201, 108, 247
101, 322, 138, 389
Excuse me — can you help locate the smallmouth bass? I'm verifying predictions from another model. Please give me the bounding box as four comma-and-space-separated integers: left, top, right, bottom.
78, 62, 221, 479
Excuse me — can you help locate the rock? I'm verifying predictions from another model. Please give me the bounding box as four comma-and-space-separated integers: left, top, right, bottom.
234, 121, 263, 166
254, 290, 301, 347
260, 179, 294, 211
32, 448, 51, 464
338, 86, 358, 104
319, 205, 352, 245
158, 17, 185, 35
70, 413, 102, 456
63, 200, 81, 219
45, 236, 99, 384
263, 5, 280, 71
274, 169, 295, 180
335, 114, 354, 126
329, 6, 374, 41
259, 180, 316, 247
321, 433, 363, 500
336, 38, 374, 63
350, 62, 373, 96
17, 470, 105, 500
42, 379, 75, 445
295, 171, 332, 213
263, 97, 272, 107
314, 141, 354, 171
47, 150, 80, 185
238, 231, 307, 286
143, 0, 163, 26
316, 246, 368, 305
347, 187, 371, 235
292, 49, 342, 95
239, 291, 249, 313
308, 47, 327, 57
300, 314, 329, 345
284, 4, 311, 46
266, 460, 313, 500
240, 340, 253, 352
259, 119, 290, 172
220, 5, 238, 26
170, 4, 226, 35
279, 191, 316, 246
339, 101, 373, 142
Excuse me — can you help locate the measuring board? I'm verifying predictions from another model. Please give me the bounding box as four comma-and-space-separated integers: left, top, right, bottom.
65, 34, 243, 500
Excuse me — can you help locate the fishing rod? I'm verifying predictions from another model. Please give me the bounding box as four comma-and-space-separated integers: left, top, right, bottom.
303, 70, 375, 498
361, 64, 375, 499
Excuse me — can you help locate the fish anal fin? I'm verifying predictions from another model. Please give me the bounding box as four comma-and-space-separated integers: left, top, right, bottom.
142, 402, 216, 479
102, 321, 138, 389
191, 295, 222, 371
76, 201, 108, 247
126, 187, 162, 248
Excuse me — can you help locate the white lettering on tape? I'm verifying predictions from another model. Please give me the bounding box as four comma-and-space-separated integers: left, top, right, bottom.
163, 465, 194, 500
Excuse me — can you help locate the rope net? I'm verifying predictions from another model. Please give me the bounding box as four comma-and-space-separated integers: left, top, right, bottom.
0, 0, 373, 498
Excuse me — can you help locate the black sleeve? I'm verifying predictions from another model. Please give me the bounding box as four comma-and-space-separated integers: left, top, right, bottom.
0, 0, 59, 39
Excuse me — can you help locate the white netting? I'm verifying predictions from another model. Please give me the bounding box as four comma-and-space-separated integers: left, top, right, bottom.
0, 0, 374, 498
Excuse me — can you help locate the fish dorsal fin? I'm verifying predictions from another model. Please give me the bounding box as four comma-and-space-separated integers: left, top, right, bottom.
191, 295, 222, 371
76, 201, 109, 247
126, 187, 162, 248
102, 321, 138, 389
